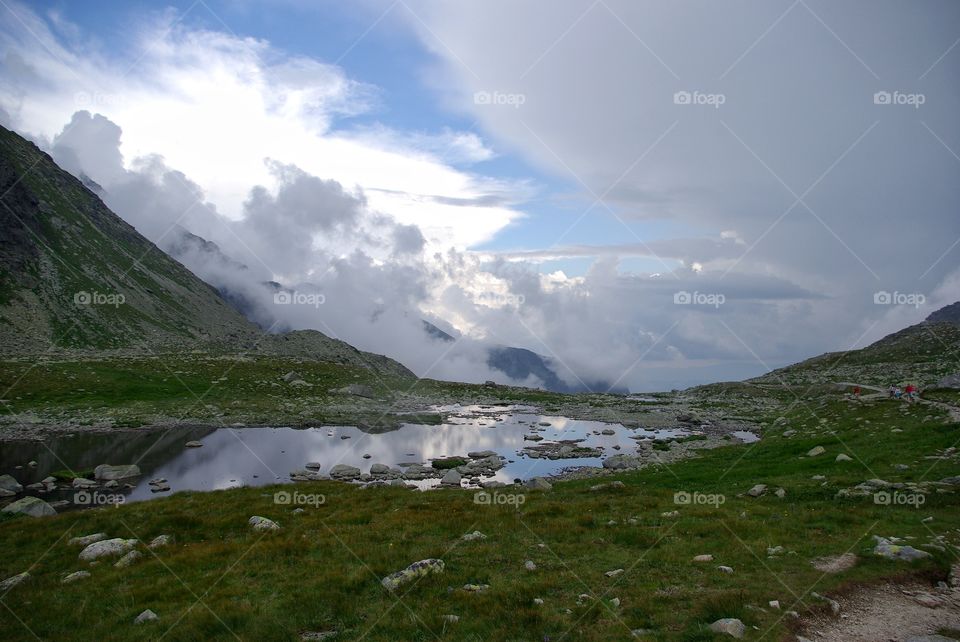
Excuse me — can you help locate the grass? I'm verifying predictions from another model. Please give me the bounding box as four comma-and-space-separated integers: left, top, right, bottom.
0, 392, 958, 640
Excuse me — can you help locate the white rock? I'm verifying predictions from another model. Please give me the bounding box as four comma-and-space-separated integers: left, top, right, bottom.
62, 570, 91, 584
134, 609, 158, 624
0, 572, 29, 591
248, 516, 280, 532
709, 618, 746, 638
693, 554, 714, 562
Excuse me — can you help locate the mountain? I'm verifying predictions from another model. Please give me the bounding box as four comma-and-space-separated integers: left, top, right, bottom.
0, 125, 412, 378
746, 302, 960, 388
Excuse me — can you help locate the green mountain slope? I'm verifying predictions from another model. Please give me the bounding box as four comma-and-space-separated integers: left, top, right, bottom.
0, 126, 411, 378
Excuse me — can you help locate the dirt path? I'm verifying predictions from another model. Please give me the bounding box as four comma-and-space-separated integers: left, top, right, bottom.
838, 381, 960, 423
798, 568, 960, 641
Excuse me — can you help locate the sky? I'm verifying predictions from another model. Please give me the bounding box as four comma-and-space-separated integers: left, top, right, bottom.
1, 0, 959, 391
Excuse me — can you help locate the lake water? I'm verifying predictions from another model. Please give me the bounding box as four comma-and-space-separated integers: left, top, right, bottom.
0, 405, 757, 508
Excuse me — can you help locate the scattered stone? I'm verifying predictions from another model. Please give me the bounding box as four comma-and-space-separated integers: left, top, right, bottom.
807, 446, 826, 457
134, 609, 158, 624
709, 618, 745, 638
440, 469, 461, 487
693, 554, 714, 562
148, 535, 173, 549
0, 474, 22, 494
69, 533, 108, 546
605, 568, 624, 578
468, 450, 497, 459
2, 496, 56, 518
79, 538, 138, 562
811, 592, 840, 615
533, 598, 544, 606
767, 546, 785, 556
768, 600, 780, 609
524, 560, 536, 571
185, 441, 203, 448
304, 462, 322, 470
747, 484, 767, 497
610, 597, 621, 608
462, 583, 489, 592
602, 454, 644, 470
329, 464, 361, 481
248, 516, 280, 532
72, 477, 97, 489
381, 559, 444, 591
61, 570, 90, 584
590, 481, 626, 491
718, 565, 734, 574
873, 536, 930, 561
462, 531, 486, 542
0, 572, 29, 591
94, 464, 141, 480
661, 510, 679, 518
114, 550, 143, 568
441, 615, 459, 624
774, 488, 786, 498
835, 453, 852, 462
524, 477, 552, 491
523, 434, 543, 442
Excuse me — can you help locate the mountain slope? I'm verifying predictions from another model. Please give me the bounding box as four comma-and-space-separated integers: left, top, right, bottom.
0, 126, 412, 378
746, 303, 960, 388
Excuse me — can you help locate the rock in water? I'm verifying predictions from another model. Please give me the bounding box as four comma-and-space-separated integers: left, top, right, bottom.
94, 464, 141, 480
381, 558, 444, 591
440, 469, 461, 487
184, 441, 203, 448
134, 609, 158, 624
602, 454, 643, 470
0, 474, 23, 494
329, 464, 361, 481
709, 618, 746, 638
248, 516, 280, 532
79, 538, 138, 562
1, 496, 56, 518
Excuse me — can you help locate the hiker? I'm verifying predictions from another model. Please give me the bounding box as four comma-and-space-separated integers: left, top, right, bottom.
853, 385, 861, 399
905, 384, 917, 402
888, 385, 897, 398
894, 386, 902, 399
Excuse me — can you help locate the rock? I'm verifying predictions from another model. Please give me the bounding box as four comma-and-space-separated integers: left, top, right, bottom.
281, 371, 301, 383
94, 464, 141, 481
524, 560, 536, 571
533, 598, 544, 606
369, 464, 390, 475
300, 632, 337, 641
767, 546, 785, 556
807, 446, 826, 457
329, 464, 361, 481
441, 614, 459, 624
69, 533, 108, 546
746, 484, 767, 497
462, 531, 487, 541
248, 516, 280, 532
873, 536, 931, 561
524, 477, 552, 491
610, 597, 621, 607
62, 570, 90, 584
810, 553, 857, 573
602, 454, 644, 470
304, 462, 322, 470
693, 554, 714, 563
768, 600, 780, 609
774, 488, 786, 498
184, 441, 203, 448
468, 450, 497, 459
717, 565, 734, 573
590, 481, 626, 491
0, 572, 29, 591
601, 428, 616, 435
0, 488, 14, 498
0, 474, 22, 493
147, 535, 173, 550
79, 538, 138, 562
709, 618, 745, 638
134, 609, 158, 624
72, 477, 97, 489
936, 373, 960, 389
462, 583, 489, 592
440, 469, 461, 487
2, 496, 56, 517
811, 592, 840, 614
605, 568, 624, 577
523, 434, 543, 442
381, 558, 444, 591
114, 550, 143, 568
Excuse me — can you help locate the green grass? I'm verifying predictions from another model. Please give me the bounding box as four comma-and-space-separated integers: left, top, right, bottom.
1, 393, 958, 640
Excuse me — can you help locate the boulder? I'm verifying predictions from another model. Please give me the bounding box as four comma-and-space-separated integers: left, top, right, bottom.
936, 373, 960, 389
79, 538, 138, 562
0, 474, 22, 494
835, 454, 852, 462
709, 618, 746, 638
440, 469, 461, 487
1, 496, 56, 518
248, 516, 280, 532
0, 572, 29, 592
134, 609, 158, 624
807, 446, 826, 457
369, 463, 390, 475
468, 450, 497, 459
94, 464, 141, 481
329, 464, 361, 481
114, 550, 142, 568
462, 531, 486, 542
61, 570, 90, 584
873, 536, 931, 561
746, 484, 767, 497
184, 441, 203, 448
69, 533, 108, 546
72, 477, 97, 489
524, 477, 553, 491
602, 454, 644, 470
692, 554, 714, 562
381, 558, 444, 591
